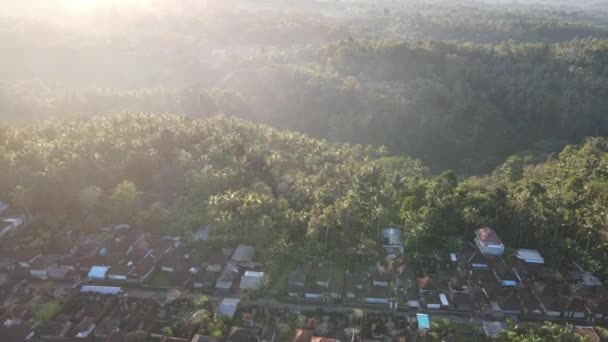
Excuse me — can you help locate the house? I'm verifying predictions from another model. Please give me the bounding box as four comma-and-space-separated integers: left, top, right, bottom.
450, 292, 473, 311
481, 282, 506, 301
227, 326, 260, 342
191, 336, 219, 342
538, 295, 563, 317
345, 273, 366, 300
15, 251, 41, 269
448, 272, 468, 293
129, 254, 156, 283
28, 257, 55, 279
406, 287, 421, 309
372, 272, 393, 287
497, 294, 522, 315
260, 325, 276, 342
35, 320, 71, 340
231, 245, 255, 264
239, 271, 265, 291
71, 316, 96, 338
218, 298, 240, 318
47, 265, 72, 280
204, 253, 227, 273
105, 228, 145, 259
191, 269, 217, 290
148, 237, 177, 260
294, 328, 314, 342
0, 305, 33, 341
0, 200, 8, 214
439, 293, 450, 308
107, 264, 134, 281
80, 285, 122, 295
416, 276, 438, 293
513, 259, 544, 281
533, 282, 564, 317
216, 263, 239, 293
88, 266, 110, 280
518, 287, 543, 316
288, 269, 307, 297
304, 284, 324, 300
471, 268, 499, 285
161, 253, 187, 273
516, 249, 544, 264
465, 250, 489, 269
382, 227, 402, 246
365, 286, 390, 304
0, 218, 24, 239
92, 318, 119, 340
585, 296, 608, 320
421, 291, 442, 310
562, 297, 588, 319
491, 260, 518, 287
162, 338, 190, 342
0, 320, 32, 341
474, 228, 504, 256
194, 225, 213, 242
315, 267, 331, 288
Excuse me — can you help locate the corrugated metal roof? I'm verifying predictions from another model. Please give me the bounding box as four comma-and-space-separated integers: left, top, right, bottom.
218, 298, 240, 318
88, 266, 109, 279
231, 245, 255, 262
516, 249, 545, 264
81, 285, 122, 295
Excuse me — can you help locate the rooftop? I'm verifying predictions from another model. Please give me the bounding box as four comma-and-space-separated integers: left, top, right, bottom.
218, 298, 240, 318
517, 249, 545, 264
88, 266, 110, 279
231, 244, 255, 263
475, 227, 502, 245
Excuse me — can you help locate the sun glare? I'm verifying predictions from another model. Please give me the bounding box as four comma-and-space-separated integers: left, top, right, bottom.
70, 0, 100, 11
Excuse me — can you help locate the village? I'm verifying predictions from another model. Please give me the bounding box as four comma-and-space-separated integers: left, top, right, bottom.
0, 200, 607, 342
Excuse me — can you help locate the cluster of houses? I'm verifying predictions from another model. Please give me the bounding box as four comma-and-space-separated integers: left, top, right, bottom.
0, 288, 257, 341
0, 222, 266, 298
2, 287, 399, 341
406, 227, 608, 326
2, 200, 608, 341
287, 227, 406, 308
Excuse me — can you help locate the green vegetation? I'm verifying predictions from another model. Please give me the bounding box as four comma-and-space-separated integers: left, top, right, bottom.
0, 114, 418, 265
5, 1, 608, 340
4, 1, 608, 172
3, 113, 608, 281
497, 322, 583, 342
33, 300, 64, 325
428, 319, 484, 342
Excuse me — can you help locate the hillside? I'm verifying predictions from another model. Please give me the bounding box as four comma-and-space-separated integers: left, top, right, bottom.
3, 114, 608, 279
0, 114, 424, 262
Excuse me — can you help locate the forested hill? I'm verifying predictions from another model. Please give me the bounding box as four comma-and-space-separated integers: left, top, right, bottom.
0, 114, 424, 262
401, 136, 608, 280
3, 113, 608, 279
4, 38, 608, 173
220, 38, 608, 172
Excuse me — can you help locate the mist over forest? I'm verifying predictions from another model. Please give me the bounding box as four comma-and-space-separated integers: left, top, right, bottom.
3, 2, 608, 340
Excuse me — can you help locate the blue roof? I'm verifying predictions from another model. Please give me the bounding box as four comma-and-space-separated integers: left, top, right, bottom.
218, 298, 240, 318
88, 266, 110, 279
417, 313, 430, 329
81, 285, 122, 295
